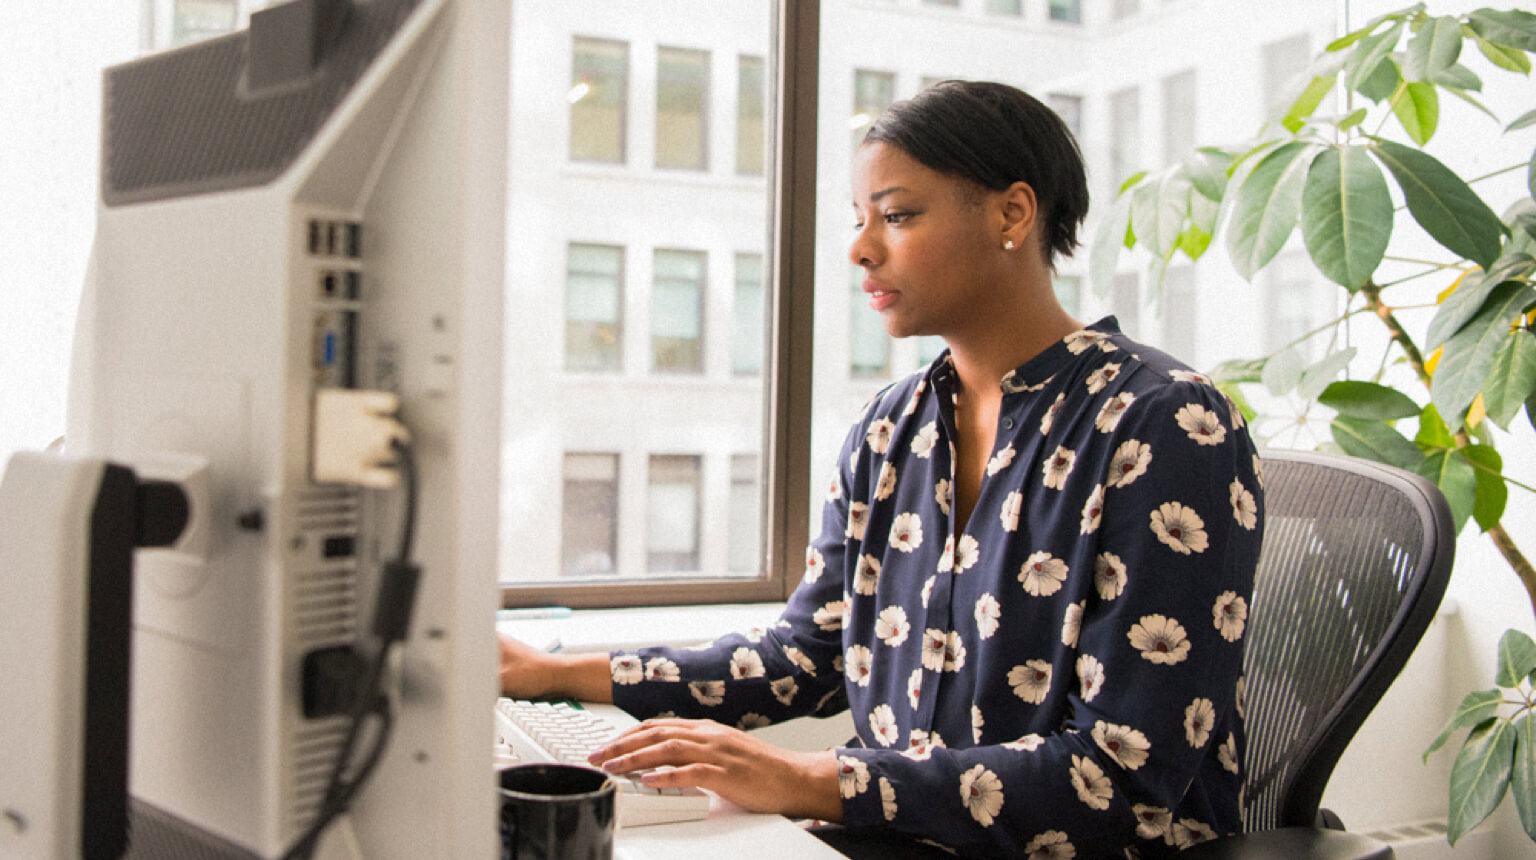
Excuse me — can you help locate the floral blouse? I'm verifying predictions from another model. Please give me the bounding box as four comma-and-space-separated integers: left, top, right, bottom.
609, 318, 1264, 858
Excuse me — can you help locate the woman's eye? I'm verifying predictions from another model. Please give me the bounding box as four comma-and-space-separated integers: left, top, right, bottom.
884, 211, 911, 224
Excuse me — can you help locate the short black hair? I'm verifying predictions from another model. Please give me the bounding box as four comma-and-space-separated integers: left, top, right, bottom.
862, 80, 1090, 267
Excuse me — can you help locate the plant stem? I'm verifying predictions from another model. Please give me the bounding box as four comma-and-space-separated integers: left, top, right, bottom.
1360, 279, 1536, 622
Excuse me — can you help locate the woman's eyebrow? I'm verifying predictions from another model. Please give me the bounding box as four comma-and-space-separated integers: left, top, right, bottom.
869, 186, 908, 203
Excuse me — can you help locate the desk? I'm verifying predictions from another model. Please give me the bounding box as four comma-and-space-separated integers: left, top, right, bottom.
617, 799, 844, 859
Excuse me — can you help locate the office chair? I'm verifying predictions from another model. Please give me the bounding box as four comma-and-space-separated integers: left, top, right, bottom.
1184, 448, 1455, 860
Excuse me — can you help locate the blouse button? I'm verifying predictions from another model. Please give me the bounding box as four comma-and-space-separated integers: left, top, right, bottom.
1000, 416, 1016, 431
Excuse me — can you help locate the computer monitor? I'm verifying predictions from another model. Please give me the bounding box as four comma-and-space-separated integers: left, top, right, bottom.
60, 0, 507, 855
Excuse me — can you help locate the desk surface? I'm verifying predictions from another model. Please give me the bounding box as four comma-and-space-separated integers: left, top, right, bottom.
617, 798, 843, 860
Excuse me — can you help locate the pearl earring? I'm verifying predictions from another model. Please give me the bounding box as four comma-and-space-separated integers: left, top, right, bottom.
1003, 239, 1015, 251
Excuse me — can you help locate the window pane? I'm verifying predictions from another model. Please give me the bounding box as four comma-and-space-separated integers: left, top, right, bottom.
1049, 0, 1082, 23
733, 253, 764, 376
1108, 86, 1141, 191
565, 243, 624, 371
571, 37, 627, 163
728, 454, 761, 572
1047, 93, 1084, 140
656, 46, 709, 170
987, 0, 1024, 15
849, 266, 890, 378
1113, 0, 1141, 20
1161, 266, 1198, 365
1161, 69, 1197, 162
647, 455, 701, 572
737, 55, 766, 175
174, 0, 236, 46
652, 249, 704, 372
561, 454, 618, 576
851, 70, 895, 156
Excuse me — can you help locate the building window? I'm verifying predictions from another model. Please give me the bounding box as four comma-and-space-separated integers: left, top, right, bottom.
647, 455, 701, 572
1262, 34, 1313, 116
733, 253, 765, 376
561, 453, 619, 576
1113, 0, 1141, 19
850, 266, 890, 378
1161, 266, 1198, 364
652, 249, 705, 373
1262, 250, 1328, 361
1161, 69, 1197, 162
737, 55, 766, 176
570, 37, 628, 163
1048, 0, 1082, 23
1047, 93, 1084, 140
656, 46, 709, 170
987, 0, 1024, 15
728, 454, 762, 572
851, 69, 896, 156
173, 0, 236, 46
1054, 273, 1082, 318
1108, 86, 1141, 190
1112, 272, 1141, 338
923, 0, 960, 6
565, 243, 624, 371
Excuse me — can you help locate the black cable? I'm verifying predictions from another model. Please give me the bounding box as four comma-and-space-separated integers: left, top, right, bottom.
280, 436, 419, 860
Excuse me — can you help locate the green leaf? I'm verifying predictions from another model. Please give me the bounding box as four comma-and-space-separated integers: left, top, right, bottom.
1485, 330, 1536, 429
1132, 170, 1193, 258
1297, 347, 1358, 402
1227, 142, 1317, 280
1513, 110, 1536, 132
1530, 143, 1535, 200
1405, 15, 1463, 82
1089, 193, 1133, 298
1284, 73, 1338, 133
1417, 402, 1456, 448
1514, 713, 1536, 842
1302, 146, 1394, 290
1181, 192, 1221, 262
1118, 171, 1149, 195
1433, 280, 1536, 425
1346, 21, 1406, 93
1476, 35, 1532, 74
1356, 55, 1403, 102
1262, 347, 1305, 396
1449, 719, 1517, 845
1336, 107, 1370, 132
1210, 357, 1265, 386
1433, 63, 1484, 92
1417, 447, 1478, 533
1426, 253, 1536, 350
1319, 380, 1422, 420
1463, 443, 1507, 531
1393, 80, 1441, 146
1469, 8, 1536, 52
1426, 688, 1505, 759
1183, 147, 1232, 203
1372, 140, 1505, 269
1496, 629, 1536, 688
1332, 415, 1426, 471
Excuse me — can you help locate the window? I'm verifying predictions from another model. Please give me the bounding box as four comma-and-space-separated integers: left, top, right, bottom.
851, 69, 895, 155
1108, 86, 1141, 190
923, 0, 960, 6
1047, 93, 1084, 140
987, 0, 1024, 15
570, 37, 628, 163
1048, 0, 1082, 24
1113, 0, 1141, 20
850, 267, 890, 378
656, 46, 709, 170
647, 455, 702, 573
1263, 34, 1313, 116
1161, 266, 1198, 365
737, 55, 766, 175
1054, 274, 1082, 318
733, 253, 765, 376
561, 454, 619, 577
1111, 272, 1141, 338
173, 0, 236, 46
565, 243, 624, 371
1161, 69, 1197, 162
1262, 250, 1329, 361
652, 249, 705, 373
728, 454, 762, 572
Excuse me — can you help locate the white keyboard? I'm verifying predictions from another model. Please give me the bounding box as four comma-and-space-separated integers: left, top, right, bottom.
494, 698, 711, 828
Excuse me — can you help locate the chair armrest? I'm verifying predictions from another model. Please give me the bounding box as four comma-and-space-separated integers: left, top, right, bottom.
1180, 827, 1393, 860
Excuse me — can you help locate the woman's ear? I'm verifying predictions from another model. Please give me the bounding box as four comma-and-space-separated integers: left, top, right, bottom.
999, 181, 1038, 252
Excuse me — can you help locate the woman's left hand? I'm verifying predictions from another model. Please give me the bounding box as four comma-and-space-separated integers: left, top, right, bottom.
587, 718, 843, 822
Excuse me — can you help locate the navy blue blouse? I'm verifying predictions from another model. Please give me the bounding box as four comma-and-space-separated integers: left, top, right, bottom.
611, 319, 1264, 858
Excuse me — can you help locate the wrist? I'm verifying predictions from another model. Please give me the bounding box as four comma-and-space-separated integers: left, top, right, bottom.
782, 750, 843, 822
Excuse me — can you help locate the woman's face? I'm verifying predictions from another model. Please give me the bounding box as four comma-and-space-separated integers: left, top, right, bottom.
849, 142, 1002, 341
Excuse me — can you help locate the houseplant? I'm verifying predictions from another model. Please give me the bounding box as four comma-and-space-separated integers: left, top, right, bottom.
1092, 4, 1536, 844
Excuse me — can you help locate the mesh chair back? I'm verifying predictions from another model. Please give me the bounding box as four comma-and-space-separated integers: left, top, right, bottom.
1239, 449, 1453, 832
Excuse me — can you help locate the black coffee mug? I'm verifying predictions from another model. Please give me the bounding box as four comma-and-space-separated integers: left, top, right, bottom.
498, 763, 617, 860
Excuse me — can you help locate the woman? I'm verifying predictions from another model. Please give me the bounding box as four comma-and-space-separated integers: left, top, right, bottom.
499, 80, 1263, 858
